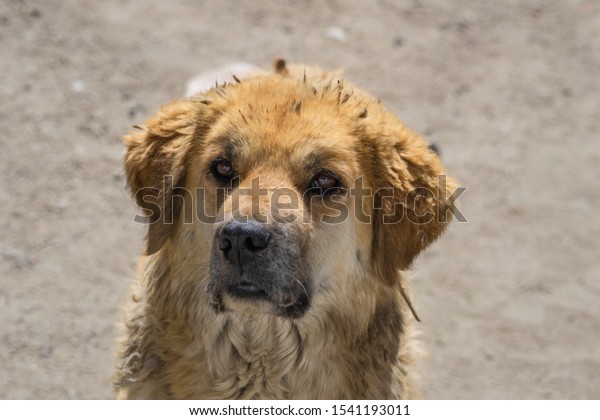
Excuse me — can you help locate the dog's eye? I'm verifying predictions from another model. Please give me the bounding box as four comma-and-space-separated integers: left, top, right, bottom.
211, 159, 234, 180
309, 171, 341, 194
314, 173, 337, 189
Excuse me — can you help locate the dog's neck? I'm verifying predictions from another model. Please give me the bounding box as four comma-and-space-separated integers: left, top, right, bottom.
196, 300, 411, 399
200, 313, 311, 399
122, 252, 415, 399
210, 295, 414, 399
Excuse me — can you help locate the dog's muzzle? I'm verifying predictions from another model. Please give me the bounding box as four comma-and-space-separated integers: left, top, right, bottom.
209, 219, 311, 318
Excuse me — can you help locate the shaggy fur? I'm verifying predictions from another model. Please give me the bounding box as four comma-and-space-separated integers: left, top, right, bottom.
114, 61, 456, 399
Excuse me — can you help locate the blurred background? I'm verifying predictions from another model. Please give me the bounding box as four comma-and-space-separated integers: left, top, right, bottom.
1, 0, 599, 399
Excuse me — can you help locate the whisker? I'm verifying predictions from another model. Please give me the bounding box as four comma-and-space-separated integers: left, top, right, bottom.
293, 278, 311, 304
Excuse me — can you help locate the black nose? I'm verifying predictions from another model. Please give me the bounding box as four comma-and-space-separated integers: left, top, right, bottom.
218, 221, 271, 266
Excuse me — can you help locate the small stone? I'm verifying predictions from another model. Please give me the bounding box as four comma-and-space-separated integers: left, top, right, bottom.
128, 103, 146, 119
71, 80, 85, 92
326, 26, 347, 42
392, 36, 404, 48
2, 250, 33, 269
15, 254, 32, 269
40, 339, 53, 358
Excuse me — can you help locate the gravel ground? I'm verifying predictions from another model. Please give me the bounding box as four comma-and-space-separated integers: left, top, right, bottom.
1, 0, 599, 399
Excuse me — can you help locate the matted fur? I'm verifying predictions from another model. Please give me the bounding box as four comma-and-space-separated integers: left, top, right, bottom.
114, 61, 456, 399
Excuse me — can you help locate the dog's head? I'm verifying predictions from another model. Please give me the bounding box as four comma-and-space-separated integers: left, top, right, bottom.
124, 67, 456, 319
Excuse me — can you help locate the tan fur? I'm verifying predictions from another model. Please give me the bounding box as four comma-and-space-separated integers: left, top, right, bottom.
115, 61, 456, 399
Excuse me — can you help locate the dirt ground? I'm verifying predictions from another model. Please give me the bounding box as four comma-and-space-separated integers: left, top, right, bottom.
1, 0, 599, 399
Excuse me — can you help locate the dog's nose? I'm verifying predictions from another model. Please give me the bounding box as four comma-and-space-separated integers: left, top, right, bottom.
218, 220, 271, 266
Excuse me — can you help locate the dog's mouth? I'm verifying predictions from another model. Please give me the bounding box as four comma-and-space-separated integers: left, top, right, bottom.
229, 281, 269, 299
209, 276, 311, 319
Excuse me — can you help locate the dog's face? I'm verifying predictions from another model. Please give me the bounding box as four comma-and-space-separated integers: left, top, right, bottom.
124, 74, 455, 319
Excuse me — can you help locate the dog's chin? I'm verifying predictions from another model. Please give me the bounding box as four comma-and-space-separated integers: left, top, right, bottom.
212, 286, 311, 320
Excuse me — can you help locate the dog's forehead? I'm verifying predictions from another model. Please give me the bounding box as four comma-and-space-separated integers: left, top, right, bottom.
196, 76, 366, 175
203, 76, 361, 162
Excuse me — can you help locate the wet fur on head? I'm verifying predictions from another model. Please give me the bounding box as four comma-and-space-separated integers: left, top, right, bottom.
115, 60, 456, 399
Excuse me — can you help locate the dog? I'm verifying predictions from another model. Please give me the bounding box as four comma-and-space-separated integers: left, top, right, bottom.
114, 60, 456, 399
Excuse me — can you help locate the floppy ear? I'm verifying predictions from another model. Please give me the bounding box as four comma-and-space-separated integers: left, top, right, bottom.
123, 99, 200, 254
367, 124, 457, 284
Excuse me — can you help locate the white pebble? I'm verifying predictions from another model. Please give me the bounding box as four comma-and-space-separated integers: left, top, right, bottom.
71, 80, 85, 92
326, 26, 347, 42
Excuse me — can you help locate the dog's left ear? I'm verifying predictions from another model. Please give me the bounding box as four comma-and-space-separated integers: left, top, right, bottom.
365, 122, 457, 284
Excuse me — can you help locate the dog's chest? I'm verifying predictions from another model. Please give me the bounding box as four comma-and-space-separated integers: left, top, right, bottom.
200, 316, 305, 399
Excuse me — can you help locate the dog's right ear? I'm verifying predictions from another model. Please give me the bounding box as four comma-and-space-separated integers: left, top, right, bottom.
123, 99, 201, 255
